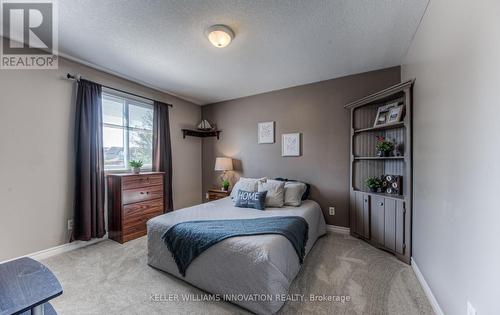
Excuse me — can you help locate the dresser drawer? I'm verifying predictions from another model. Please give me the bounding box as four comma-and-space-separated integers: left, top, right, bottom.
122, 185, 163, 205
122, 225, 147, 242
121, 174, 163, 190
123, 199, 163, 226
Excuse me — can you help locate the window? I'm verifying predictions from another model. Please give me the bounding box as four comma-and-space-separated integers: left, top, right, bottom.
102, 91, 154, 171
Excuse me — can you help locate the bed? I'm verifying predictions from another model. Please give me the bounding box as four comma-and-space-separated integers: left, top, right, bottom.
147, 197, 326, 314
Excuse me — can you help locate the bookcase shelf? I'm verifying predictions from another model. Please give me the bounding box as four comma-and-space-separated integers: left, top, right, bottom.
352, 189, 405, 201
353, 156, 404, 160
345, 79, 414, 265
353, 121, 405, 134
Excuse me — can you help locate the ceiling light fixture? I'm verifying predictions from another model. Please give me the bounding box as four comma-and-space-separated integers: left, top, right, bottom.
206, 25, 234, 48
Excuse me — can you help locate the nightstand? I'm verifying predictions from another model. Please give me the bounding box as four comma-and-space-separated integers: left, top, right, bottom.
206, 189, 230, 201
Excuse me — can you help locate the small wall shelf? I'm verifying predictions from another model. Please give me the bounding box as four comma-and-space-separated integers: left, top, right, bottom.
353, 121, 405, 134
182, 129, 221, 139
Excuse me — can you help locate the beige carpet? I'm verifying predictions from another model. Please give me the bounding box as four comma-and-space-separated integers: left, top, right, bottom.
42, 233, 434, 315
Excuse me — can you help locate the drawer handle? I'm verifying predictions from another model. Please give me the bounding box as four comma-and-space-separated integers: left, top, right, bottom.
140, 191, 149, 195
378, 202, 384, 206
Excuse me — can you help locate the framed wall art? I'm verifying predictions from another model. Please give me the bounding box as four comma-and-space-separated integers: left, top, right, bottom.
282, 133, 301, 156
258, 121, 275, 144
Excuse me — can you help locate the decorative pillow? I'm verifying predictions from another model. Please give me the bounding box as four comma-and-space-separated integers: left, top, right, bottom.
258, 179, 285, 208
275, 177, 310, 200
234, 190, 267, 210
283, 182, 307, 206
230, 177, 267, 199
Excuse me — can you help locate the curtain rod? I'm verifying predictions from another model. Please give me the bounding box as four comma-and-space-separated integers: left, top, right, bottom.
66, 73, 173, 108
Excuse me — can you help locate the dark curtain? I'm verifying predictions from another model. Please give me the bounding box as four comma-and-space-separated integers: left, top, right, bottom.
73, 79, 106, 241
153, 101, 174, 212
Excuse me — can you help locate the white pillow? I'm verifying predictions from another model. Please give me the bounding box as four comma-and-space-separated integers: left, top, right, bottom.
230, 177, 267, 199
258, 179, 285, 208
283, 182, 307, 206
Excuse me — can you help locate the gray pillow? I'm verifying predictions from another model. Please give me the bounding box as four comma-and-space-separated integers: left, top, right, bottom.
258, 179, 285, 207
283, 182, 307, 206
234, 190, 267, 210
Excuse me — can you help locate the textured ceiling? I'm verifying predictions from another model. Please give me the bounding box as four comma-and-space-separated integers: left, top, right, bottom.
57, 0, 428, 105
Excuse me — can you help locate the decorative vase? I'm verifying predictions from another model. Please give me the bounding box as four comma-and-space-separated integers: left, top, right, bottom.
133, 167, 140, 174
377, 150, 390, 157
369, 187, 378, 193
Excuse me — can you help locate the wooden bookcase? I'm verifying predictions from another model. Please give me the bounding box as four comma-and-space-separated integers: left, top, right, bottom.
345, 80, 414, 264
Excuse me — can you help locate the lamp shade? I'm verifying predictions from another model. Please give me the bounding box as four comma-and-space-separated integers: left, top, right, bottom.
214, 157, 233, 171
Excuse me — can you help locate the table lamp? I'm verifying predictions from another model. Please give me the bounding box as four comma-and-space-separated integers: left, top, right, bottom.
214, 157, 233, 191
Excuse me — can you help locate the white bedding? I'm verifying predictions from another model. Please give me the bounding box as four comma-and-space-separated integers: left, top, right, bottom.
147, 197, 326, 314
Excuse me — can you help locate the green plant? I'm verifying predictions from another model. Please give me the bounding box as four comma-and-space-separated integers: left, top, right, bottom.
365, 176, 382, 189
375, 136, 394, 152
222, 179, 230, 190
129, 160, 144, 168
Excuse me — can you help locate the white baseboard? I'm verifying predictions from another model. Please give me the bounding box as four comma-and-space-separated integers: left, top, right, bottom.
1, 236, 107, 264
326, 224, 350, 234
411, 258, 445, 315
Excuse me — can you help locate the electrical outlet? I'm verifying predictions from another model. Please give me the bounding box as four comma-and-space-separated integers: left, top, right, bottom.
67, 219, 74, 230
467, 302, 476, 315
329, 207, 335, 216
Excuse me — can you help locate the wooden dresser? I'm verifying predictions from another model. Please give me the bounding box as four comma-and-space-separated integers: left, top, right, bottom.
107, 172, 164, 243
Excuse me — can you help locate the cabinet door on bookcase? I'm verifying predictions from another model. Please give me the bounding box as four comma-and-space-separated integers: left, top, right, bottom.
353, 192, 363, 236
353, 192, 370, 239
349, 192, 357, 235
370, 196, 385, 246
395, 201, 405, 254
383, 199, 406, 254
362, 194, 370, 238
384, 199, 397, 251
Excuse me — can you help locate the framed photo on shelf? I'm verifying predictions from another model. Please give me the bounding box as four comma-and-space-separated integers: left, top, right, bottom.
387, 105, 404, 123
258, 121, 275, 144
373, 102, 401, 127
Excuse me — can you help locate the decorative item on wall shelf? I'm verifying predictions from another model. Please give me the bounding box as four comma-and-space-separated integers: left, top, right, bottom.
282, 133, 301, 156
129, 160, 143, 174
375, 136, 395, 157
381, 175, 403, 195
373, 102, 404, 127
197, 119, 214, 131
365, 176, 382, 193
258, 121, 275, 144
214, 157, 233, 191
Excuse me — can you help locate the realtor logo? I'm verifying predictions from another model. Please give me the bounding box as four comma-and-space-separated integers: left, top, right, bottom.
1, 0, 58, 69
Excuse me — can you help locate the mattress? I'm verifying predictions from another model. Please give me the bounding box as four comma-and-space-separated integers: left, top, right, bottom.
147, 197, 326, 315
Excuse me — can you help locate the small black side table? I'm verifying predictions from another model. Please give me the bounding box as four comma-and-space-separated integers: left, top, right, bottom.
0, 257, 62, 315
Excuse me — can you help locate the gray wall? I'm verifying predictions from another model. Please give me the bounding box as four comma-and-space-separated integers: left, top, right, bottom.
402, 1, 500, 314
202, 67, 400, 226
0, 57, 202, 261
